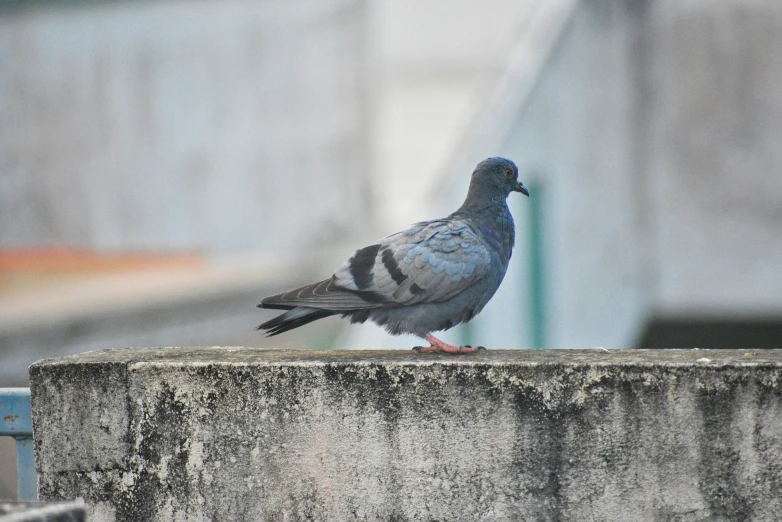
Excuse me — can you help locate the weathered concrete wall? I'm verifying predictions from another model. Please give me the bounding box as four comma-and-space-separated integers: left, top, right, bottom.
30, 348, 782, 521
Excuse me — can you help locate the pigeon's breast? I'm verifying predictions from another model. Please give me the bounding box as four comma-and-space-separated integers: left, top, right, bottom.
475, 207, 515, 265
480, 225, 503, 251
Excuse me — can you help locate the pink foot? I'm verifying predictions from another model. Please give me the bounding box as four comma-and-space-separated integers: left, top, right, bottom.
412, 334, 486, 354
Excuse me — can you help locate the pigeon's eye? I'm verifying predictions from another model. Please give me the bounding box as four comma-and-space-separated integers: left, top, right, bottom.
504, 168, 514, 179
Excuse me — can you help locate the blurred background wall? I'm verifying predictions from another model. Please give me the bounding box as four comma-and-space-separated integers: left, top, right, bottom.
2, 0, 782, 499
342, 0, 782, 352
0, 0, 370, 253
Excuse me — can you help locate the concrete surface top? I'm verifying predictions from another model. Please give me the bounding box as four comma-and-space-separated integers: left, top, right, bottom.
31, 347, 782, 368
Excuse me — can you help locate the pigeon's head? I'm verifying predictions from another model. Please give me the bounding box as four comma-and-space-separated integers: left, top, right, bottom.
471, 157, 529, 198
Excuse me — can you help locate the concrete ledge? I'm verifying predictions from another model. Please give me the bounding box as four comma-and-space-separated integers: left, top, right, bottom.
0, 502, 86, 522
30, 348, 782, 521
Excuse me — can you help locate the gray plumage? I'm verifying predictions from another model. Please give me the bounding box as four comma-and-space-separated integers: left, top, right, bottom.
257, 157, 529, 345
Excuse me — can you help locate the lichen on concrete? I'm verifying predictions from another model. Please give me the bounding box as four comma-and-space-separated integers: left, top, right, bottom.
29, 348, 782, 521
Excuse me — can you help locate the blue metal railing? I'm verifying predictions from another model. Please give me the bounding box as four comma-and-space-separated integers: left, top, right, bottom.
0, 388, 37, 501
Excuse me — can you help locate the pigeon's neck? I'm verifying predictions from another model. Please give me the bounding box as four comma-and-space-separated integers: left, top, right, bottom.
458, 181, 508, 212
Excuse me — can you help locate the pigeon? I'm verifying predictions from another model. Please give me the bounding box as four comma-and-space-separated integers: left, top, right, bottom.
257, 157, 529, 353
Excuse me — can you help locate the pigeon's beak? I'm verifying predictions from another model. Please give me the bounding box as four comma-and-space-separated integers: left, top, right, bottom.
514, 181, 530, 197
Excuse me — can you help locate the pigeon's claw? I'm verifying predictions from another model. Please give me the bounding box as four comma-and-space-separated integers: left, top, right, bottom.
412, 334, 483, 354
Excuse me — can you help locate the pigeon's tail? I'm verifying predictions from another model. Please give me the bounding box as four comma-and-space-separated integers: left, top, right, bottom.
256, 306, 336, 337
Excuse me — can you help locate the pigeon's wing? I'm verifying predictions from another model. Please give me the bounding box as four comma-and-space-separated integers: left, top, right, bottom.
261, 219, 493, 312
332, 219, 492, 306
259, 276, 387, 311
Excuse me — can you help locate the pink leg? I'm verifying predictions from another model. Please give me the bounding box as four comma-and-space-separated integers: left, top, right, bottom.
413, 334, 484, 354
